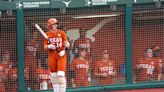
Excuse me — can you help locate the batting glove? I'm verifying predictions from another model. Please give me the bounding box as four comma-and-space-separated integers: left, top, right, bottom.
48, 44, 56, 50
64, 41, 70, 48
59, 50, 65, 57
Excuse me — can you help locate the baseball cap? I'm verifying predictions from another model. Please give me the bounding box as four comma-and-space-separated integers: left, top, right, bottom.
78, 48, 86, 52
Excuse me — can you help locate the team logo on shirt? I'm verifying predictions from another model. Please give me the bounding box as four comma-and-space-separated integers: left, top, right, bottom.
76, 64, 89, 69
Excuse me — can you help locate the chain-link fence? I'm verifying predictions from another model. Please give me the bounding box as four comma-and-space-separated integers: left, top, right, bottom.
132, 3, 164, 83
0, 10, 18, 92
0, 1, 164, 92
23, 5, 125, 91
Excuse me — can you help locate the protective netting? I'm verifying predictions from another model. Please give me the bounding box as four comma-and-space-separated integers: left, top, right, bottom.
132, 3, 164, 83
24, 5, 125, 91
0, 10, 18, 92
0, 2, 163, 92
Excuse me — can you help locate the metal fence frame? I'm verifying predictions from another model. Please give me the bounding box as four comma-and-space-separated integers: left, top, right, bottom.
0, 0, 164, 92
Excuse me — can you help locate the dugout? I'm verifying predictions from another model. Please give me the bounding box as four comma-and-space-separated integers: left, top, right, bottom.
0, 0, 164, 92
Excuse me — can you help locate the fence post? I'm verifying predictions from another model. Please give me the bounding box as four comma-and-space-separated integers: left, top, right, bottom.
17, 8, 25, 92
125, 4, 133, 83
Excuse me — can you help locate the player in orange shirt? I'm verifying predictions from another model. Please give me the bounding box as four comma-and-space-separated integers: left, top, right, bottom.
44, 18, 70, 92
0, 50, 14, 92
36, 59, 51, 91
7, 64, 18, 92
0, 63, 6, 92
0, 81, 5, 92
136, 48, 162, 82
70, 48, 91, 87
24, 31, 40, 90
73, 30, 93, 59
151, 46, 163, 80
94, 50, 116, 85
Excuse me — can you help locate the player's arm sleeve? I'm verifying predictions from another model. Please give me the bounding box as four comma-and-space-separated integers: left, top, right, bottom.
88, 61, 92, 74
44, 38, 48, 46
136, 59, 142, 69
158, 59, 162, 73
70, 60, 76, 78
87, 61, 92, 82
62, 31, 68, 42
114, 61, 117, 72
112, 61, 117, 76
94, 61, 99, 76
35, 69, 39, 81
70, 60, 74, 70
62, 31, 70, 49
87, 61, 91, 74
44, 33, 49, 50
157, 59, 162, 81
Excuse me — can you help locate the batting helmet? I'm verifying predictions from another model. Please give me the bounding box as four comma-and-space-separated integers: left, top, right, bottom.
47, 18, 58, 29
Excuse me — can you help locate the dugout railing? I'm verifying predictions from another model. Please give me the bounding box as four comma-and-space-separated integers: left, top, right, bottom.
0, 0, 164, 92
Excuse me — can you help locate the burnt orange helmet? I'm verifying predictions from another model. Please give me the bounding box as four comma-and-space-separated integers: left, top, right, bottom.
47, 18, 58, 29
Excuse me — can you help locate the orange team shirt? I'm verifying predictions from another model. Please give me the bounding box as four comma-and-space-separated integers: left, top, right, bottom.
24, 40, 39, 81
0, 61, 13, 79
70, 58, 90, 82
0, 62, 16, 92
8, 67, 18, 81
0, 81, 5, 92
0, 64, 6, 92
8, 67, 18, 79
44, 30, 67, 54
24, 39, 39, 69
94, 60, 116, 85
25, 39, 39, 58
136, 58, 162, 82
8, 67, 18, 92
153, 58, 162, 80
36, 68, 51, 90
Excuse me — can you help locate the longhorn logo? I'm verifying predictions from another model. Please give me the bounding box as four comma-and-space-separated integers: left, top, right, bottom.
62, 0, 72, 7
